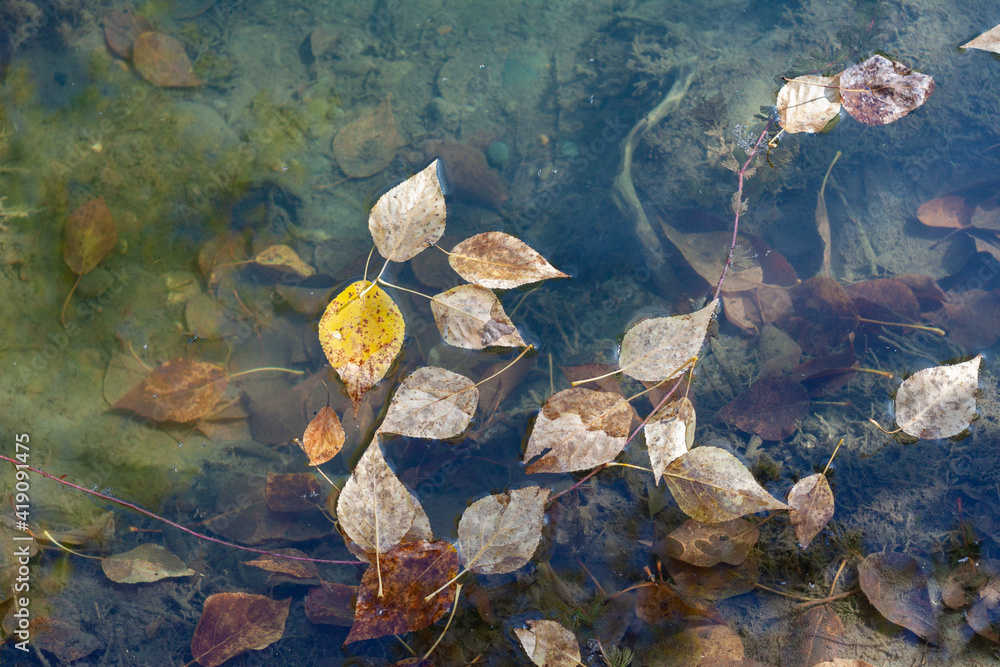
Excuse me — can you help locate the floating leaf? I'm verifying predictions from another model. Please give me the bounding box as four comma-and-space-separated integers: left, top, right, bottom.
514, 619, 581, 667
133, 33, 204, 88
253, 244, 314, 278
266, 473, 324, 513
716, 376, 810, 441
65, 197, 117, 276
304, 581, 357, 626
368, 159, 445, 262
662, 518, 758, 567
318, 280, 405, 414
300, 406, 345, 466
447, 232, 568, 289
618, 299, 718, 382
101, 543, 195, 584
916, 195, 973, 229
113, 358, 227, 423
333, 97, 402, 179
431, 284, 526, 349
244, 548, 319, 581
190, 593, 290, 667
346, 540, 458, 644
645, 397, 696, 484
776, 74, 842, 133
664, 446, 790, 523
379, 366, 478, 439
787, 473, 834, 549
858, 552, 939, 643
102, 10, 150, 59
839, 55, 934, 126
962, 24, 1000, 54
783, 605, 844, 667
458, 486, 548, 575
523, 388, 631, 474
892, 355, 981, 439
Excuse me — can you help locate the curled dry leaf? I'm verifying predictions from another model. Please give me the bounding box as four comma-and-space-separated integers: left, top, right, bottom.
244, 548, 319, 581
300, 406, 345, 466
523, 388, 632, 474
962, 24, 1000, 54
304, 581, 357, 626
431, 284, 526, 349
716, 376, 810, 441
892, 355, 981, 439
514, 619, 581, 667
101, 543, 195, 584
839, 55, 934, 126
190, 593, 290, 667
133, 33, 204, 88
858, 551, 939, 643
664, 446, 791, 523
662, 518, 758, 567
787, 473, 834, 549
65, 197, 117, 276
447, 232, 568, 289
783, 604, 844, 667
458, 486, 548, 574
253, 245, 314, 278
618, 299, 718, 382
113, 358, 227, 423
645, 397, 696, 484
776, 74, 842, 133
318, 280, 405, 414
368, 159, 446, 262
334, 97, 402, 179
379, 366, 478, 439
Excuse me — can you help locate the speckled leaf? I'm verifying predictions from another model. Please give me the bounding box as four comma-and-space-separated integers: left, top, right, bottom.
369, 159, 446, 262
514, 619, 581, 667
133, 32, 204, 88
523, 388, 632, 473
839, 55, 933, 126
787, 473, 834, 549
619, 299, 718, 382
431, 284, 526, 349
776, 74, 842, 133
645, 397, 696, 484
379, 367, 478, 439
662, 518, 758, 567
962, 24, 1000, 54
893, 355, 981, 439
113, 358, 228, 423
458, 486, 548, 575
858, 552, 940, 643
318, 280, 404, 415
253, 244, 314, 278
64, 198, 117, 276
664, 446, 790, 523
448, 232, 568, 289
300, 406, 345, 466
101, 543, 195, 583
190, 593, 290, 667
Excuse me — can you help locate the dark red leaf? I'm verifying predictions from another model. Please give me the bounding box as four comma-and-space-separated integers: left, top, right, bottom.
716, 376, 810, 440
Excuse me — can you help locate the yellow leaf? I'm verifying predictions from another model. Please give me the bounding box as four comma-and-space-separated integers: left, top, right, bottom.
318, 281, 404, 415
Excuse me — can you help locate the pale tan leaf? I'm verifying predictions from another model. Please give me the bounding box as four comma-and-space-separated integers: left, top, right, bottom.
458, 486, 548, 574
619, 300, 718, 382
962, 24, 1000, 54
776, 74, 842, 134
368, 159, 446, 262
514, 619, 581, 667
787, 473, 834, 549
253, 245, 314, 277
300, 406, 345, 466
664, 446, 790, 523
645, 397, 696, 484
893, 355, 981, 439
448, 232, 568, 289
101, 543, 195, 583
524, 388, 632, 473
379, 367, 478, 439
431, 284, 526, 349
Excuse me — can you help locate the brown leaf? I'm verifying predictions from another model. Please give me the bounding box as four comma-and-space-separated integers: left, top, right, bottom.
858, 552, 939, 643
723, 285, 794, 334
514, 619, 581, 667
333, 97, 402, 179
895, 274, 946, 311
941, 561, 979, 609
618, 299, 718, 382
64, 197, 117, 276
27, 599, 102, 662
927, 289, 1000, 350
458, 486, 548, 574
916, 195, 973, 229
844, 278, 920, 324
198, 232, 248, 286
645, 397, 696, 484
431, 284, 526, 349
892, 355, 981, 439
962, 24, 1000, 54
422, 139, 509, 209
789, 348, 857, 398
776, 74, 842, 134
101, 543, 195, 584
781, 276, 859, 354
244, 548, 319, 581
447, 232, 567, 289
190, 593, 290, 667
635, 581, 723, 624
266, 473, 325, 513
253, 245, 314, 277
839, 55, 934, 126
113, 358, 228, 423
133, 33, 204, 88
378, 366, 478, 439
716, 376, 810, 440
787, 473, 834, 549
304, 581, 357, 626
665, 552, 760, 601
206, 475, 333, 545
102, 10, 151, 58
368, 158, 445, 262
661, 518, 758, 567
657, 223, 763, 293
968, 575, 1000, 643
524, 388, 632, 473
346, 540, 459, 644
300, 406, 345, 466
783, 604, 844, 667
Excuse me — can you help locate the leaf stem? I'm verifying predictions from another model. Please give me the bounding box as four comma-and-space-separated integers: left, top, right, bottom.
377, 278, 435, 302
822, 438, 844, 476
423, 583, 462, 660
474, 345, 534, 389
607, 462, 653, 473
425, 566, 468, 601
856, 317, 945, 336
42, 531, 104, 560
60, 273, 82, 328
227, 366, 305, 379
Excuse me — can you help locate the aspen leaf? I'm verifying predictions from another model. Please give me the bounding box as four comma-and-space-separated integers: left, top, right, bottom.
318, 280, 405, 414
664, 446, 790, 523
892, 355, 981, 439
253, 244, 314, 278
523, 388, 632, 474
916, 195, 973, 229
102, 10, 151, 58
448, 232, 568, 289
635, 580, 723, 625
431, 284, 526, 349
113, 358, 227, 423
787, 473, 834, 549
662, 518, 758, 567
244, 548, 319, 581
304, 581, 357, 626
65, 197, 117, 276
618, 299, 718, 382
776, 74, 842, 133
190, 593, 290, 667
333, 97, 401, 179
514, 619, 581, 667
645, 397, 696, 484
101, 543, 195, 584
300, 406, 345, 465
379, 366, 478, 439
783, 604, 844, 667
716, 376, 810, 441
133, 33, 204, 88
858, 552, 940, 643
665, 552, 760, 601
962, 24, 1000, 54
368, 159, 446, 262
458, 486, 548, 574
839, 55, 934, 126
266, 473, 325, 513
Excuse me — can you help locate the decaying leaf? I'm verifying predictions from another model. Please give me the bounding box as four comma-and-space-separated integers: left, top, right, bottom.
787, 473, 834, 549
839, 55, 934, 126
776, 74, 842, 133
662, 518, 758, 567
101, 543, 195, 584
844, 278, 921, 325
858, 552, 939, 643
968, 574, 1000, 643
447, 232, 568, 289
716, 376, 810, 440
458, 486, 548, 574
190, 593, 290, 667
369, 159, 446, 262
206, 474, 333, 545
635, 580, 723, 624
916, 195, 973, 229
514, 619, 581, 667
645, 397, 696, 484
318, 280, 405, 414
523, 388, 632, 473
300, 406, 345, 466
618, 299, 718, 382
304, 581, 357, 626
962, 24, 1000, 54
379, 366, 478, 439
346, 540, 458, 644
102, 10, 151, 58
431, 284, 526, 349
665, 552, 760, 601
664, 446, 790, 523
266, 473, 325, 513
133, 33, 204, 88
783, 604, 844, 667
253, 245, 314, 278
65, 197, 117, 276
113, 358, 228, 423
892, 355, 981, 439
333, 97, 402, 179
244, 548, 319, 581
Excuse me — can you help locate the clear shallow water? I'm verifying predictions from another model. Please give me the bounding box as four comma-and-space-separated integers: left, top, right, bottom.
2, 0, 1000, 664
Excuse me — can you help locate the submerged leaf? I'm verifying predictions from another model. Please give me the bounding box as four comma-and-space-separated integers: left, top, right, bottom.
524, 388, 632, 473
514, 620, 581, 667
431, 284, 526, 349
618, 299, 718, 382
253, 245, 314, 277
893, 355, 981, 439
716, 376, 810, 440
266, 473, 324, 513
839, 55, 934, 126
458, 486, 548, 574
787, 473, 834, 549
858, 552, 939, 643
102, 10, 151, 58
113, 358, 227, 423
101, 543, 195, 584
776, 74, 842, 133
662, 518, 758, 567
133, 33, 204, 88
304, 581, 357, 626
368, 159, 446, 261
379, 366, 478, 439
783, 604, 844, 667
916, 195, 973, 229
64, 198, 117, 276
244, 548, 319, 581
300, 406, 345, 466
665, 552, 760, 601
334, 97, 402, 179
448, 232, 568, 289
190, 593, 290, 667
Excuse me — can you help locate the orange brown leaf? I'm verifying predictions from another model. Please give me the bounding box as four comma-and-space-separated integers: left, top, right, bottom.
447, 232, 568, 289
133, 33, 204, 88
113, 358, 227, 423
190, 593, 290, 667
301, 406, 345, 465
64, 197, 117, 276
